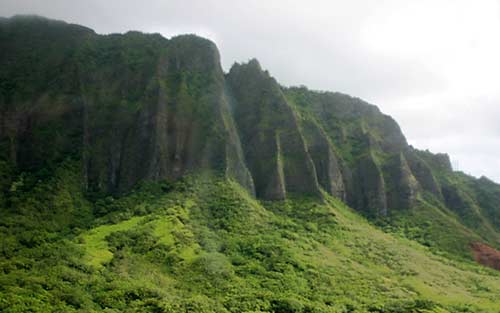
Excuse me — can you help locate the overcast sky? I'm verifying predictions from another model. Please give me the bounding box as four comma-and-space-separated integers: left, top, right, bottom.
2, 0, 500, 183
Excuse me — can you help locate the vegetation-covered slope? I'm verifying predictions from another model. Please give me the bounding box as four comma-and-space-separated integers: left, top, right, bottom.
2, 163, 500, 312
1, 15, 500, 312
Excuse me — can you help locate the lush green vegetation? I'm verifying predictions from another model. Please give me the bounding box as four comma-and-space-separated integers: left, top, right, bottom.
3, 15, 500, 313
2, 160, 500, 312
285, 85, 500, 259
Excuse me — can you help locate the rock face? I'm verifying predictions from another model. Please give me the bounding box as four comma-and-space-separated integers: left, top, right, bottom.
80, 34, 255, 195
404, 149, 442, 199
0, 16, 93, 171
353, 153, 388, 217
300, 119, 346, 200
226, 60, 321, 199
283, 87, 422, 215
385, 153, 420, 210
0, 16, 255, 196
2, 16, 500, 236
473, 177, 500, 232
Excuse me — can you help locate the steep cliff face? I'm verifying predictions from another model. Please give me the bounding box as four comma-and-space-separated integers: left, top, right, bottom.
285, 87, 416, 215
0, 16, 453, 211
404, 149, 443, 199
354, 152, 388, 216
283, 85, 500, 245
77, 31, 166, 193
300, 118, 346, 200
79, 33, 254, 194
384, 153, 420, 210
0, 16, 255, 196
2, 16, 500, 253
226, 60, 321, 199
473, 177, 500, 232
0, 16, 92, 170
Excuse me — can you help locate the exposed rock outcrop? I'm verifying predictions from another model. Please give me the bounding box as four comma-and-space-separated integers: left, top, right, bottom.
0, 18, 255, 196
82, 35, 256, 195
414, 149, 453, 172
385, 153, 420, 210
226, 60, 321, 199
471, 242, 500, 270
405, 149, 443, 199
300, 118, 346, 200
353, 152, 388, 216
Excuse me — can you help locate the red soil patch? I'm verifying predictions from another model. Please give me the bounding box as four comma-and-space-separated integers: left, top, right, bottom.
470, 242, 500, 271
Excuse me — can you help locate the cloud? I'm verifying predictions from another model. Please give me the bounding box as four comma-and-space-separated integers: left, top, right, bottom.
1, 0, 499, 182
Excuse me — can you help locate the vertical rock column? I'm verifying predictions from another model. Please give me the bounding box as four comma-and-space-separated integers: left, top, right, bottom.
227, 60, 321, 200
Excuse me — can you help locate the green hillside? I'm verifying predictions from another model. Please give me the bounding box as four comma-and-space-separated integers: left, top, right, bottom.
2, 163, 500, 312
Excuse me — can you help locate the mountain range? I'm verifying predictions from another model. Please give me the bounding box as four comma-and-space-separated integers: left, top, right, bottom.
1, 15, 500, 312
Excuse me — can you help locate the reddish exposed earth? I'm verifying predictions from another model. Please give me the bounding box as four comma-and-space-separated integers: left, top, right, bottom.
470, 242, 500, 270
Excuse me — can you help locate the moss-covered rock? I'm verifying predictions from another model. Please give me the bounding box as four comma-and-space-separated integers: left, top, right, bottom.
384, 153, 421, 210
227, 60, 321, 199
353, 152, 388, 216
300, 118, 346, 200
1, 19, 255, 196
405, 149, 443, 199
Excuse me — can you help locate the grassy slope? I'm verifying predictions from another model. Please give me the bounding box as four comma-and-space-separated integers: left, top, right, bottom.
2, 163, 500, 312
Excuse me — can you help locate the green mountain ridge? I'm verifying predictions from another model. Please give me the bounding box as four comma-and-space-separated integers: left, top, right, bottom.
1, 15, 500, 312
